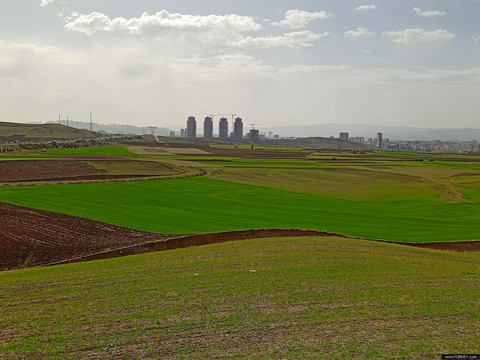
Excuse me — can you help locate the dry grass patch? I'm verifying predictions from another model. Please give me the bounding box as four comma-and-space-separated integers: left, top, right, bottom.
210, 167, 431, 201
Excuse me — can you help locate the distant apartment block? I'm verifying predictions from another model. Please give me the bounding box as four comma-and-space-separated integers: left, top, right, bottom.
169, 131, 175, 137
234, 117, 243, 140
339, 132, 349, 140
219, 117, 229, 139
187, 116, 196, 138
377, 132, 383, 148
354, 137, 365, 144
204, 116, 213, 139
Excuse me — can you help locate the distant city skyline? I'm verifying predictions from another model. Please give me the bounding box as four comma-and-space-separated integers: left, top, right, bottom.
0, 0, 479, 129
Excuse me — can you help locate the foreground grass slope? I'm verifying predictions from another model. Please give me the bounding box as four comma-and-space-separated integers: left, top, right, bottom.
0, 237, 478, 359
0, 177, 479, 241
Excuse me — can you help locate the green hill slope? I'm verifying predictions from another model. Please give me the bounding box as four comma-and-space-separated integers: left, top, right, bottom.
0, 237, 478, 359
0, 122, 99, 140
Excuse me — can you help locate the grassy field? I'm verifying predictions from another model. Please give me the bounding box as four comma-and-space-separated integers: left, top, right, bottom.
0, 177, 479, 241
1, 236, 478, 359
47, 145, 136, 156
209, 167, 431, 202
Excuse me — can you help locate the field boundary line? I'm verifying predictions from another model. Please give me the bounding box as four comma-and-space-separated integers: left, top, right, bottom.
44, 229, 480, 268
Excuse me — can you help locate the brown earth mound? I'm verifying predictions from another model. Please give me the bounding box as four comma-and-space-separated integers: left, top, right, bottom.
0, 202, 181, 271
0, 160, 104, 182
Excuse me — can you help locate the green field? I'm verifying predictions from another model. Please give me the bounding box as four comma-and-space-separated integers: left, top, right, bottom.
0, 177, 479, 242
1, 237, 478, 359
47, 145, 136, 156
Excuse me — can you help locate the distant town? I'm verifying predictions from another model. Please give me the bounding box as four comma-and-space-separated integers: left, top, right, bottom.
176, 116, 480, 155
2, 117, 479, 155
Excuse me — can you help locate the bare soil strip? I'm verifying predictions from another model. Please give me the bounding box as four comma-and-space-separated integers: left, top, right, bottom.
49, 230, 480, 268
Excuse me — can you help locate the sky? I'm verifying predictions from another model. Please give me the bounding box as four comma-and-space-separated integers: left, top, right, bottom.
0, 0, 479, 130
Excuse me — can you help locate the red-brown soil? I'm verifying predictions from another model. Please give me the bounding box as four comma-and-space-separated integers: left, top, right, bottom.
0, 202, 181, 271
0, 160, 105, 182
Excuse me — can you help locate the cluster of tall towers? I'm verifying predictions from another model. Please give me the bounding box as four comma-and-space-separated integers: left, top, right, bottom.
186, 116, 243, 140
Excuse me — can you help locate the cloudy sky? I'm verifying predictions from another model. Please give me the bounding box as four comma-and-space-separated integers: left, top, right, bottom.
1, 0, 479, 129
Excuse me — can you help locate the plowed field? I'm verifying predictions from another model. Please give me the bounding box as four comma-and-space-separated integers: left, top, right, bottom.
0, 160, 104, 182
0, 202, 179, 271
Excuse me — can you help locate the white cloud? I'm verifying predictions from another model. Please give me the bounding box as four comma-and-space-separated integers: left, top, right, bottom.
233, 31, 329, 49
355, 5, 377, 11
413, 7, 447, 18
63, 11, 327, 50
39, 0, 54, 7
471, 35, 480, 42
64, 10, 263, 35
279, 64, 349, 75
384, 28, 454, 46
344, 28, 375, 40
275, 9, 333, 29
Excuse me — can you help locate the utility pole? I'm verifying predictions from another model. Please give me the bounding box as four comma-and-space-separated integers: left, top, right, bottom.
148, 126, 157, 136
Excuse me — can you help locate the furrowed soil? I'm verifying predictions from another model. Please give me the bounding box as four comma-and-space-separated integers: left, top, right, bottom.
0, 159, 186, 184
0, 160, 104, 182
0, 202, 181, 271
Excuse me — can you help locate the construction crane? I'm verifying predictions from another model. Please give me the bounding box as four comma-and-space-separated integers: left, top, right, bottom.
210, 114, 237, 122
250, 124, 260, 130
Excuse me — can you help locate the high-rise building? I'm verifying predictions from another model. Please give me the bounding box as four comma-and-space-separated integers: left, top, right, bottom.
219, 117, 228, 139
249, 129, 259, 142
234, 117, 243, 140
339, 132, 349, 140
204, 116, 213, 139
180, 129, 186, 138
170, 131, 175, 137
187, 116, 196, 138
377, 132, 383, 148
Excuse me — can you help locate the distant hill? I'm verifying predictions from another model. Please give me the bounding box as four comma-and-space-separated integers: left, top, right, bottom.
261, 124, 480, 142
0, 122, 100, 141
47, 120, 171, 137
